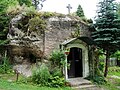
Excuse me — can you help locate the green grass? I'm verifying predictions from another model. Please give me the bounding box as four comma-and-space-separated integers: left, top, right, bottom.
0, 79, 71, 90
101, 77, 120, 90
109, 72, 120, 77
108, 66, 120, 77
0, 73, 71, 90
101, 66, 120, 90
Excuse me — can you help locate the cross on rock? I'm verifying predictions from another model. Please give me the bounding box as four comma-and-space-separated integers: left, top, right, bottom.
66, 4, 72, 14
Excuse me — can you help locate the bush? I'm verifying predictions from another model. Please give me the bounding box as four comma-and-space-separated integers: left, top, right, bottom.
50, 66, 63, 77
31, 63, 50, 86
31, 63, 66, 87
86, 75, 106, 85
48, 76, 65, 87
49, 50, 65, 67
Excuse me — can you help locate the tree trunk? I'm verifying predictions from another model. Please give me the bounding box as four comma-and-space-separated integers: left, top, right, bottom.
104, 50, 109, 77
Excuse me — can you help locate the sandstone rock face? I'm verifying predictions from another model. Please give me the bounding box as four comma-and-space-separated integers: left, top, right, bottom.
8, 14, 44, 63
45, 16, 91, 55
8, 13, 91, 63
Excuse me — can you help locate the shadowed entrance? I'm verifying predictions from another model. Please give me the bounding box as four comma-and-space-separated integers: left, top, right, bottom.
67, 47, 83, 78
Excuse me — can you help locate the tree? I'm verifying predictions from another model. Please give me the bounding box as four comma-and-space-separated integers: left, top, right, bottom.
0, 0, 19, 40
92, 0, 120, 77
76, 4, 84, 17
0, 0, 33, 40
115, 2, 120, 18
17, 0, 32, 6
32, 0, 46, 10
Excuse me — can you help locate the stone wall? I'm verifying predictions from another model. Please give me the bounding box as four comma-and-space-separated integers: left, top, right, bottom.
45, 16, 91, 55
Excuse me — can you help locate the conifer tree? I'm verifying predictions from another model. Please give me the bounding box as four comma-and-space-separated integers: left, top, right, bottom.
92, 0, 120, 77
76, 4, 84, 17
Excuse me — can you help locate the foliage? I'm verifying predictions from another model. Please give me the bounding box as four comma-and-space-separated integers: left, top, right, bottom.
32, 63, 50, 86
92, 0, 120, 50
7, 4, 22, 17
22, 6, 37, 16
92, 0, 120, 77
48, 67, 66, 88
0, 0, 34, 41
32, 0, 46, 10
48, 76, 65, 88
17, 0, 32, 6
86, 75, 106, 85
108, 66, 120, 73
76, 4, 84, 17
28, 16, 46, 32
50, 67, 63, 77
0, 55, 12, 74
31, 63, 66, 87
71, 24, 81, 38
41, 12, 55, 18
0, 40, 9, 45
0, 0, 16, 40
116, 2, 120, 18
49, 50, 65, 68
111, 50, 120, 60
105, 67, 120, 90
31, 50, 66, 87
99, 62, 105, 73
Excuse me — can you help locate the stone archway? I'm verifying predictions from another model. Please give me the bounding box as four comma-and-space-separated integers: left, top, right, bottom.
61, 39, 89, 80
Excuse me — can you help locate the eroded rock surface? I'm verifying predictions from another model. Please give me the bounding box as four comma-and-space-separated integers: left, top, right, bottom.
8, 13, 91, 64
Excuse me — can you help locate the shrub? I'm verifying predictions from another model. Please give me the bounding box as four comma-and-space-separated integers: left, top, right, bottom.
49, 50, 65, 67
31, 63, 50, 86
50, 66, 63, 77
48, 76, 65, 87
31, 63, 66, 87
86, 75, 106, 85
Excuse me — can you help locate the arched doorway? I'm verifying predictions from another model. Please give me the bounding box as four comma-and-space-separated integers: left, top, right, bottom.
67, 47, 83, 78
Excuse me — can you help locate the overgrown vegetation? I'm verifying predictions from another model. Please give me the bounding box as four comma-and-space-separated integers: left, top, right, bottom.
32, 64, 51, 86
0, 52, 12, 74
31, 50, 66, 87
49, 50, 65, 68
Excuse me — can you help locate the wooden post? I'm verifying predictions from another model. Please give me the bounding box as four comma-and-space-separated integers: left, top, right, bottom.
14, 69, 19, 82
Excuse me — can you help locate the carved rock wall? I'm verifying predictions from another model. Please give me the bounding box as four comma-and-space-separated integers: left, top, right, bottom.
45, 16, 91, 55
8, 14, 91, 63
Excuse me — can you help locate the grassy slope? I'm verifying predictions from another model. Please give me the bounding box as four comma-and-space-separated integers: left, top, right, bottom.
0, 79, 71, 90
0, 74, 71, 90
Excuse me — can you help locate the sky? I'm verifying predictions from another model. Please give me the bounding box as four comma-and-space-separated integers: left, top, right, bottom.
41, 0, 120, 20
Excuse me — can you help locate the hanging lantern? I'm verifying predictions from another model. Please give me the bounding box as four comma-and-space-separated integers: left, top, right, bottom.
65, 48, 70, 55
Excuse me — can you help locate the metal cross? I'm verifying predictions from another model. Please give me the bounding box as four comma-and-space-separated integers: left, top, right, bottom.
66, 4, 72, 14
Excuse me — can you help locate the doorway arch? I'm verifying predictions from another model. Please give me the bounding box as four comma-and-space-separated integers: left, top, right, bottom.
62, 39, 89, 79
67, 47, 83, 78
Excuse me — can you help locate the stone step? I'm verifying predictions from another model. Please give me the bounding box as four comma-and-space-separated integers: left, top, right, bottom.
73, 85, 96, 90
67, 78, 92, 87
